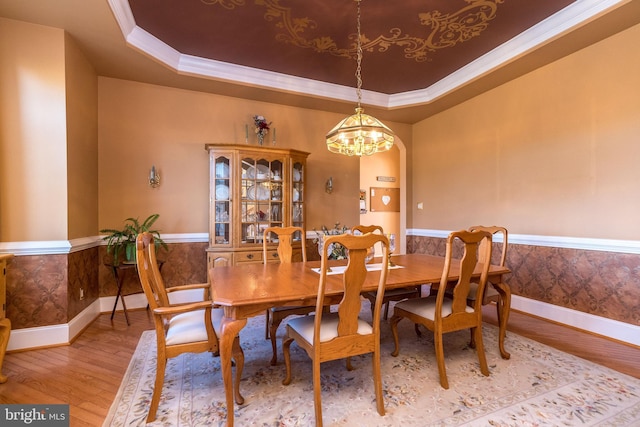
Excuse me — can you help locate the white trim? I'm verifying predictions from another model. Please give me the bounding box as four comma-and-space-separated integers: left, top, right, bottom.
407, 229, 640, 254
7, 300, 100, 351
0, 233, 209, 256
512, 295, 640, 347
107, 0, 627, 108
7, 294, 638, 351
3, 231, 638, 256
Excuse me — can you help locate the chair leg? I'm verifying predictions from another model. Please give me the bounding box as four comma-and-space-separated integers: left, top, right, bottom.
313, 359, 323, 427
389, 314, 402, 357
434, 332, 449, 389
265, 309, 270, 339
269, 313, 283, 366
473, 326, 490, 377
346, 356, 353, 371
383, 301, 390, 320
414, 323, 422, 337
282, 333, 294, 386
147, 357, 166, 423
372, 348, 385, 416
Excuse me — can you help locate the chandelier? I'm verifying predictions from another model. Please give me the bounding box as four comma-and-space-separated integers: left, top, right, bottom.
326, 0, 395, 156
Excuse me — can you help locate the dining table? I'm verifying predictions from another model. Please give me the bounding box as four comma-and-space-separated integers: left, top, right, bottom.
209, 253, 511, 426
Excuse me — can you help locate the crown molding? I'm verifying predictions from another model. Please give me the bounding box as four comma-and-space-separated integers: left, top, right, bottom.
108, 0, 626, 109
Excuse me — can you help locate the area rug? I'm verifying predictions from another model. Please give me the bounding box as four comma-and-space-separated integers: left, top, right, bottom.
104, 303, 640, 426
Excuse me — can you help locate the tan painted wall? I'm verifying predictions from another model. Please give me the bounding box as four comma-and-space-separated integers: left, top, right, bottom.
411, 22, 640, 240
0, 18, 68, 241
97, 78, 410, 234
65, 33, 98, 240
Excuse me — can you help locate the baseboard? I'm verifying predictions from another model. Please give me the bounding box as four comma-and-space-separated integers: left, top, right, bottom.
7, 295, 639, 351
7, 300, 101, 351
511, 295, 640, 347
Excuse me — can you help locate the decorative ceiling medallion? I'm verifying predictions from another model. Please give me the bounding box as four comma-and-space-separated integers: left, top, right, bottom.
202, 0, 504, 62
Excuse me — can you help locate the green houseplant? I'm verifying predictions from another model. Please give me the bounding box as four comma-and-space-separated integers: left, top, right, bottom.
100, 214, 168, 265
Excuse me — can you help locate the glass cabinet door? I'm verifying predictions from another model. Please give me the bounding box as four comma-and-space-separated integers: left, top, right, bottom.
240, 155, 285, 245
292, 160, 305, 229
212, 154, 231, 246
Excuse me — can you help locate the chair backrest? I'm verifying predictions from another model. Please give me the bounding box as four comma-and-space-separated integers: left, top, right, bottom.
263, 226, 307, 264
314, 233, 390, 344
351, 224, 384, 235
436, 229, 493, 320
351, 225, 384, 256
136, 232, 171, 310
468, 225, 507, 267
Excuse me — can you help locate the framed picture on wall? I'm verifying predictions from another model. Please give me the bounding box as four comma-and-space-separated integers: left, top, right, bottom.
370, 187, 400, 212
359, 189, 367, 214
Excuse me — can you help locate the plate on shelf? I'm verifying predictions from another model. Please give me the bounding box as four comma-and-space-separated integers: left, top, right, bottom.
215, 163, 229, 178
293, 169, 301, 182
247, 185, 270, 200
246, 164, 271, 179
215, 184, 229, 199
293, 188, 300, 202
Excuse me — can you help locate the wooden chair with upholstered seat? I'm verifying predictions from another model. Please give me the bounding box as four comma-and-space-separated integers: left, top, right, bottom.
389, 229, 493, 389
467, 225, 511, 359
282, 232, 390, 426
353, 225, 420, 319
263, 226, 315, 366
135, 232, 244, 422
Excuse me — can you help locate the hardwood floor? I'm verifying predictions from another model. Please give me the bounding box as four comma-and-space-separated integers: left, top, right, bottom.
0, 306, 638, 426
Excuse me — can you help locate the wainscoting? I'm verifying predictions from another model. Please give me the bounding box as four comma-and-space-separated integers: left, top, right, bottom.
2, 231, 639, 350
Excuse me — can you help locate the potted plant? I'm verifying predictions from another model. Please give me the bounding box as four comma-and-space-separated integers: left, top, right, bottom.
100, 214, 168, 265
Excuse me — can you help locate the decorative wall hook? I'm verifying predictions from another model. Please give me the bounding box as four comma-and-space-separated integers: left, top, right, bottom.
149, 165, 160, 188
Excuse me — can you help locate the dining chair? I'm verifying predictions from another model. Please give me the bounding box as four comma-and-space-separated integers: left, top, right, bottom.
282, 232, 390, 426
389, 229, 492, 389
467, 225, 511, 359
353, 225, 420, 320
263, 226, 315, 366
135, 232, 244, 422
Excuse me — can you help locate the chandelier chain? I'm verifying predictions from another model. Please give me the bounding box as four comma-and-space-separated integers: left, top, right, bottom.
355, 0, 363, 108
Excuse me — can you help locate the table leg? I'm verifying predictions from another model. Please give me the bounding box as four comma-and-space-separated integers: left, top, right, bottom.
220, 316, 247, 426
0, 318, 10, 383
491, 281, 511, 359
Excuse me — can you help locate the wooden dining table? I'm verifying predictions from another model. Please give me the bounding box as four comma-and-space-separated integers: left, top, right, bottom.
209, 253, 511, 426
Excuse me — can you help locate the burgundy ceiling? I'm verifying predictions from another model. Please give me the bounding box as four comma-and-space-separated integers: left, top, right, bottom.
128, 0, 576, 95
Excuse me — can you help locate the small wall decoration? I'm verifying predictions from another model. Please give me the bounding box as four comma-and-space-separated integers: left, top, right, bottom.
370, 187, 400, 212
359, 189, 367, 214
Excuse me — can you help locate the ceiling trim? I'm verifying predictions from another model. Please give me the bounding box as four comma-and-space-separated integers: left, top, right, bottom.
109, 0, 626, 110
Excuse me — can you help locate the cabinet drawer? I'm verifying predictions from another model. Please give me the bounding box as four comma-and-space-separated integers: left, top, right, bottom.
235, 250, 263, 263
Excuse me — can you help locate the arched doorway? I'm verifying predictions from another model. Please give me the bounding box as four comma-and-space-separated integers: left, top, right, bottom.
359, 138, 406, 254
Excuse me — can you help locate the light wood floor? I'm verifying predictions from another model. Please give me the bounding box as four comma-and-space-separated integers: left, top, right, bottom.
0, 306, 638, 426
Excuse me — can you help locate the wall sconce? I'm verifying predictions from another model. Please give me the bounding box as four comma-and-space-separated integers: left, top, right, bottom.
149, 165, 160, 188
325, 177, 333, 194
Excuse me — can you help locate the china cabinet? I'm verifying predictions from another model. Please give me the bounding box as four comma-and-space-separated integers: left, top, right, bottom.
205, 144, 309, 269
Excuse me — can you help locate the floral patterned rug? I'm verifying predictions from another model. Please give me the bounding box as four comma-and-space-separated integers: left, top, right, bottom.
104, 302, 640, 426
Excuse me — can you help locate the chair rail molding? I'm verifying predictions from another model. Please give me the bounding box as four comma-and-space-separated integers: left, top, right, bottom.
407, 229, 640, 254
